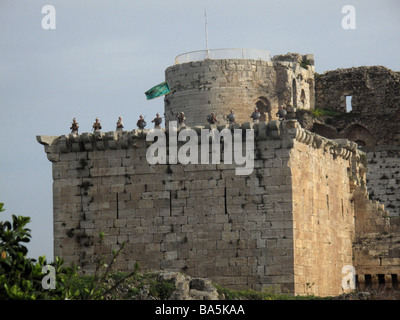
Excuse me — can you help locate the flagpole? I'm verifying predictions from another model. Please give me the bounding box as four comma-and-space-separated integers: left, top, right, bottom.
205, 8, 209, 59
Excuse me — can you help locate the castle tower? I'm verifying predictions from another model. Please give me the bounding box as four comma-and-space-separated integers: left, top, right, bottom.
164, 49, 315, 127
36, 51, 400, 296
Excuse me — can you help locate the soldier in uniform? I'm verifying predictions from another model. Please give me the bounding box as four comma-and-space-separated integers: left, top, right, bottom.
276, 106, 287, 121
151, 113, 163, 129
92, 118, 102, 132
206, 112, 217, 125
250, 107, 261, 124
137, 115, 146, 129
226, 109, 236, 124
116, 116, 124, 131
177, 112, 186, 127
70, 118, 79, 135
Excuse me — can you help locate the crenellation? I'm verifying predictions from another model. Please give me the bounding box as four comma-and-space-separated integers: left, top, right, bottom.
37, 121, 359, 170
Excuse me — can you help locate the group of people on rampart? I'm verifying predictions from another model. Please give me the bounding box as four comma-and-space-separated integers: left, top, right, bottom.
203, 106, 287, 126
69, 114, 163, 135
69, 106, 287, 135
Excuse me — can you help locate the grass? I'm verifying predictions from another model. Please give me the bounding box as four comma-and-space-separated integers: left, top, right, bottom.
311, 108, 343, 118
65, 271, 400, 300
68, 271, 329, 300
300, 59, 312, 69
213, 284, 325, 300
69, 271, 177, 300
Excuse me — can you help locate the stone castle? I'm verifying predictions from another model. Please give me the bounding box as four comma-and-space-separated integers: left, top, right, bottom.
37, 49, 400, 297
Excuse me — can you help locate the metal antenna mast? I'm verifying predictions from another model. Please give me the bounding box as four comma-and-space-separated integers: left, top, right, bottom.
205, 8, 209, 59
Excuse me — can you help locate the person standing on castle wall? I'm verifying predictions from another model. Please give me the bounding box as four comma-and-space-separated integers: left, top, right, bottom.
92, 118, 102, 132
226, 109, 236, 124
151, 113, 163, 129
206, 112, 217, 125
177, 112, 186, 127
116, 116, 124, 131
70, 118, 79, 135
137, 115, 147, 129
276, 106, 287, 121
250, 107, 261, 124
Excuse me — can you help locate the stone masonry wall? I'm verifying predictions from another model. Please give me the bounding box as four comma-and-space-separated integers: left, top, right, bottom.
165, 54, 314, 127
37, 120, 358, 296
289, 136, 357, 296
315, 66, 400, 116
353, 231, 400, 291
311, 66, 400, 221
352, 180, 400, 290
366, 146, 400, 217
314, 66, 400, 147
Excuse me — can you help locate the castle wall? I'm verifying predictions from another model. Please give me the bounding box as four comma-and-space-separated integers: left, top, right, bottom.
37, 120, 358, 296
315, 66, 400, 116
313, 66, 400, 218
351, 180, 400, 290
289, 139, 356, 296
353, 231, 400, 291
38, 123, 297, 292
352, 186, 400, 291
36, 51, 400, 297
164, 54, 314, 127
165, 59, 278, 127
314, 66, 400, 147
366, 146, 400, 217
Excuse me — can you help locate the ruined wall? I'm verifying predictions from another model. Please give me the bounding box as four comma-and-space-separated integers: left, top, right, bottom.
351, 180, 400, 290
366, 146, 400, 217
352, 188, 400, 291
37, 120, 358, 296
314, 66, 400, 146
353, 232, 400, 291
164, 53, 314, 127
315, 66, 400, 115
312, 66, 400, 218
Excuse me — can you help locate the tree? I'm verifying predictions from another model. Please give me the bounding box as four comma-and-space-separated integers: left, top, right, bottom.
0, 202, 132, 300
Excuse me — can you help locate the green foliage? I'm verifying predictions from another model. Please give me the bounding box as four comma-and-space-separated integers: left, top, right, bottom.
311, 108, 343, 118
0, 202, 332, 301
93, 270, 177, 300
0, 202, 134, 300
0, 203, 78, 299
214, 284, 325, 300
148, 278, 176, 299
300, 58, 312, 69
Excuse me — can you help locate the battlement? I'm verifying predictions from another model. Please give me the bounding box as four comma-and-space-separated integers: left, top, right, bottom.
37, 119, 358, 163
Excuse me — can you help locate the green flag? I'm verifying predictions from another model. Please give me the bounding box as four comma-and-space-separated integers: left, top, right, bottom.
145, 81, 171, 100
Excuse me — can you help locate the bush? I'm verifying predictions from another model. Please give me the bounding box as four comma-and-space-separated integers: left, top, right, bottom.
0, 203, 83, 299
311, 108, 342, 118
0, 202, 133, 300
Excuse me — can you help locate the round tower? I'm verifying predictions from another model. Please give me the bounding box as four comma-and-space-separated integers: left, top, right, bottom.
164, 49, 315, 127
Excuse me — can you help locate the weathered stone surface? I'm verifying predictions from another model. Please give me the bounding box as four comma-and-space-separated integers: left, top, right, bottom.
165, 53, 315, 127
36, 55, 400, 298
307, 66, 400, 217
36, 135, 58, 146
37, 119, 371, 297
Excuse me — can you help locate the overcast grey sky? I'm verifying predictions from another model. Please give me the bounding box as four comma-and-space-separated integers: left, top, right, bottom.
1, 0, 399, 260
